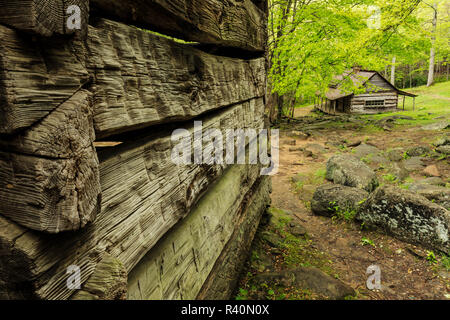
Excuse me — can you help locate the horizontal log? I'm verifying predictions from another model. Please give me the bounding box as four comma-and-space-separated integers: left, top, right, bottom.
0, 90, 101, 233
0, 19, 265, 137
0, 0, 89, 37
0, 98, 265, 299
87, 19, 266, 138
127, 165, 265, 300
90, 0, 266, 52
353, 92, 397, 99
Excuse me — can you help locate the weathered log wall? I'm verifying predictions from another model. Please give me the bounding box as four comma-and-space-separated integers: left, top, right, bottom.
351, 91, 399, 114
127, 166, 270, 300
0, 0, 89, 37
90, 0, 266, 52
0, 0, 269, 300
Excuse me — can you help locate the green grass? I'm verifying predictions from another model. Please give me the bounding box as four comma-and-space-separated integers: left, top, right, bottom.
362, 81, 450, 126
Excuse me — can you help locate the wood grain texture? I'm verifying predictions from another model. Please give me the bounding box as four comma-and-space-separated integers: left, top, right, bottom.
196, 175, 271, 300
90, 0, 266, 52
0, 24, 89, 134
0, 98, 265, 299
0, 0, 89, 37
0, 90, 101, 233
86, 19, 266, 138
71, 253, 127, 300
127, 164, 264, 300
0, 19, 265, 137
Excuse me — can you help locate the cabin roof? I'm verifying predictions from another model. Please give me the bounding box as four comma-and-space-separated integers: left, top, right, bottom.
325, 69, 418, 100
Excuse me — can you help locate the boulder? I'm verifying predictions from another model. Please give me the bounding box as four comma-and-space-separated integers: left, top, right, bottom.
403, 157, 425, 171
423, 165, 440, 177
346, 140, 362, 148
253, 267, 355, 300
326, 154, 379, 192
420, 177, 445, 186
407, 145, 431, 157
422, 121, 449, 131
305, 143, 327, 154
290, 131, 309, 140
353, 143, 381, 159
409, 184, 450, 210
387, 148, 405, 162
356, 186, 450, 252
435, 136, 450, 147
287, 222, 307, 237
260, 231, 282, 248
311, 184, 369, 217
369, 154, 389, 166
436, 145, 450, 155
389, 163, 410, 182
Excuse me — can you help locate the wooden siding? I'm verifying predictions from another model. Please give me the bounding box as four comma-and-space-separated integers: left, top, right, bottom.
351, 91, 398, 114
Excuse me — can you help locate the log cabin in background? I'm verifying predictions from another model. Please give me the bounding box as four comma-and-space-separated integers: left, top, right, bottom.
316, 68, 418, 115
0, 0, 271, 300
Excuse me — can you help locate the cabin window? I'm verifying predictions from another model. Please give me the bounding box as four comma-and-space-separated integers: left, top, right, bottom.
365, 100, 385, 107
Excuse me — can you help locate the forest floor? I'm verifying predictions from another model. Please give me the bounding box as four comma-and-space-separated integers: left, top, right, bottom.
235, 82, 450, 300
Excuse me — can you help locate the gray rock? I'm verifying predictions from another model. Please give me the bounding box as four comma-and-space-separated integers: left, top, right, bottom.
389, 163, 410, 182
326, 154, 379, 192
261, 231, 282, 248
346, 140, 362, 148
409, 184, 450, 210
356, 186, 450, 252
387, 148, 405, 162
353, 143, 381, 159
435, 136, 450, 147
305, 143, 326, 154
422, 121, 449, 131
420, 177, 445, 186
407, 145, 431, 157
311, 184, 369, 217
253, 267, 355, 300
436, 145, 450, 155
370, 154, 389, 166
290, 131, 309, 140
288, 222, 307, 237
303, 150, 314, 157
403, 157, 425, 171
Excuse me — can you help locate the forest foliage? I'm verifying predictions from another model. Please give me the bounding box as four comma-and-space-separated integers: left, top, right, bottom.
269, 0, 450, 109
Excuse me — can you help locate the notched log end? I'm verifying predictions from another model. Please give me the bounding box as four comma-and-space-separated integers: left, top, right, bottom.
0, 90, 101, 234
0, 0, 89, 38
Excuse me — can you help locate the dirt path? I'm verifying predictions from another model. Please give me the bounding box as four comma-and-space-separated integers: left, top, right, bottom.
237, 106, 449, 300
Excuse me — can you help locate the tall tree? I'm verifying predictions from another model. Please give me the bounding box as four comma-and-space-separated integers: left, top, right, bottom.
391, 56, 396, 84
268, 0, 423, 105
426, 2, 438, 86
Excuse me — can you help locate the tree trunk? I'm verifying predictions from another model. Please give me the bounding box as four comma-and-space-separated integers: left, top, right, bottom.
427, 3, 438, 87
391, 56, 396, 85
276, 92, 284, 124
409, 64, 413, 88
